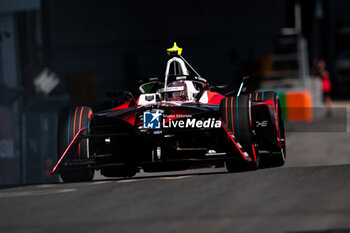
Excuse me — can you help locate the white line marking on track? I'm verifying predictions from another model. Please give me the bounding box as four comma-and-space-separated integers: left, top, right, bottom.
88, 181, 112, 185
117, 179, 142, 183
117, 175, 192, 183
36, 184, 55, 188
159, 175, 192, 180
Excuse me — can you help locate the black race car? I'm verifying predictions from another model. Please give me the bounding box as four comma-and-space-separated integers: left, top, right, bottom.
51, 43, 286, 182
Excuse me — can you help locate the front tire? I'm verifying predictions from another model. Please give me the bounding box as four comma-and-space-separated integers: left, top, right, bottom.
57, 106, 95, 182
220, 95, 259, 172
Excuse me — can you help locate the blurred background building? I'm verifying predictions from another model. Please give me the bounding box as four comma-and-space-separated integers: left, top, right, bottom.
1, 0, 350, 184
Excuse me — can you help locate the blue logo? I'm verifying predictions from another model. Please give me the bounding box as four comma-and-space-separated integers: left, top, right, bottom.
143, 110, 162, 129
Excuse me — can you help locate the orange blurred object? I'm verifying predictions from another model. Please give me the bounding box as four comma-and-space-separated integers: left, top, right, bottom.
285, 90, 313, 122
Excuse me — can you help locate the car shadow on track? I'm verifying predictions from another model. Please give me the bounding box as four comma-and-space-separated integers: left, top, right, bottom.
95, 170, 229, 182
0, 170, 230, 190
0, 165, 286, 190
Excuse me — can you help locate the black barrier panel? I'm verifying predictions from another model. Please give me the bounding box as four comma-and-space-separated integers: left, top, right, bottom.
0, 106, 16, 185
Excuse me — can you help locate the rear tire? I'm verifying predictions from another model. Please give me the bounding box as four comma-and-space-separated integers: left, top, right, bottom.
220, 95, 259, 172
57, 106, 95, 182
253, 91, 286, 167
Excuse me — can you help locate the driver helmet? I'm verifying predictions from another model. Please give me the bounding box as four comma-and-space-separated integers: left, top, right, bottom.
167, 80, 187, 101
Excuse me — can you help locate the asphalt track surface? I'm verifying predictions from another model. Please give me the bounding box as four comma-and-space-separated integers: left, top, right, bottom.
1, 102, 350, 233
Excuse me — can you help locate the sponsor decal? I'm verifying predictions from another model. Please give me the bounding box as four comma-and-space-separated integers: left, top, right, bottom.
153, 130, 163, 135
256, 120, 268, 127
165, 114, 192, 119
143, 110, 162, 129
163, 118, 221, 128
142, 110, 221, 130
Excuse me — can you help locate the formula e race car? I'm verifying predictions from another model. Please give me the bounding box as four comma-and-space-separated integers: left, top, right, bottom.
51, 43, 286, 182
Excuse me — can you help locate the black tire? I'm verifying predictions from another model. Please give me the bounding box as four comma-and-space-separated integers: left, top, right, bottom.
57, 106, 95, 182
220, 95, 259, 172
253, 91, 286, 167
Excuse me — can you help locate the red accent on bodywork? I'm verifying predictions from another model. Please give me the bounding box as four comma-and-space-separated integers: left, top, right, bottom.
230, 98, 235, 135
248, 94, 253, 128
261, 99, 274, 107
275, 102, 282, 147
206, 91, 225, 104
88, 109, 93, 120
78, 107, 84, 159
112, 98, 133, 110
51, 127, 86, 175
253, 101, 280, 147
225, 98, 228, 128
122, 114, 136, 126
251, 143, 257, 163
221, 121, 251, 161
252, 102, 269, 107
73, 107, 78, 138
